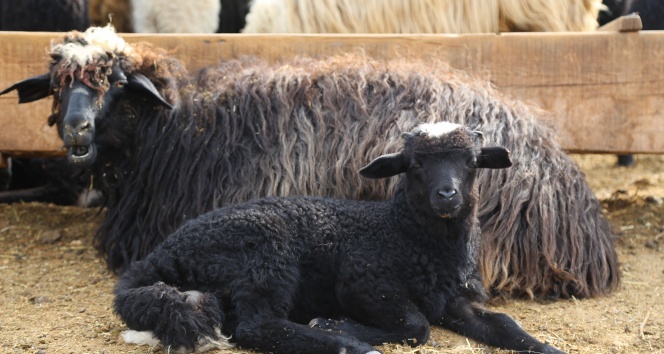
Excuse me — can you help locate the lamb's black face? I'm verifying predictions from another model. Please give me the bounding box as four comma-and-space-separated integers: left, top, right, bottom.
407, 150, 477, 219
359, 124, 513, 221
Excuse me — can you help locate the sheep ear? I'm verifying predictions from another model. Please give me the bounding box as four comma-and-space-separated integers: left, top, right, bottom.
126, 73, 173, 110
476, 147, 512, 169
0, 73, 52, 103
360, 153, 408, 179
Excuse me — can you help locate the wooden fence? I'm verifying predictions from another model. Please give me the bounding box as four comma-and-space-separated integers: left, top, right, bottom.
1, 25, 663, 167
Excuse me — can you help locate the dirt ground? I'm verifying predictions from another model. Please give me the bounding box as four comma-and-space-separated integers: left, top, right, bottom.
0, 154, 662, 354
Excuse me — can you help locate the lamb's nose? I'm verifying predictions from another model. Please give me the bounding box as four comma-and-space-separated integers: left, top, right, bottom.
438, 188, 457, 199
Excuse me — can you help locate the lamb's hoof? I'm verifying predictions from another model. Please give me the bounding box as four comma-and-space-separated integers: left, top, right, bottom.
121, 327, 234, 353
121, 330, 159, 347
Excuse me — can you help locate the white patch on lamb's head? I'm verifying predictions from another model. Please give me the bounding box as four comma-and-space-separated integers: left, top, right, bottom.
415, 122, 461, 138
51, 25, 131, 67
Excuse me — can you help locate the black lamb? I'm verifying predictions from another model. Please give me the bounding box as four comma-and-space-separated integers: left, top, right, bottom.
114, 122, 564, 354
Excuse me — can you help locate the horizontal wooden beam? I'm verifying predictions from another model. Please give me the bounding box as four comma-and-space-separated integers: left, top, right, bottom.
1, 31, 663, 155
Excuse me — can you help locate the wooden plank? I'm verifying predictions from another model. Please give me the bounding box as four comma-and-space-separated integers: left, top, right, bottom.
490, 32, 664, 154
1, 31, 663, 155
598, 13, 643, 32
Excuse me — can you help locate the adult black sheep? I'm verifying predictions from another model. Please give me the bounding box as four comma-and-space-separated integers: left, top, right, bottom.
0, 26, 619, 300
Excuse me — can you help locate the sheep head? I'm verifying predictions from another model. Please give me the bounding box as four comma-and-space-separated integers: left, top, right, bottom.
360, 122, 512, 220
0, 26, 173, 167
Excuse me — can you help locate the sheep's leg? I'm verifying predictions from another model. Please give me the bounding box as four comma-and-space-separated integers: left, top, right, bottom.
438, 296, 565, 354
234, 316, 378, 354
310, 301, 430, 347
229, 253, 379, 354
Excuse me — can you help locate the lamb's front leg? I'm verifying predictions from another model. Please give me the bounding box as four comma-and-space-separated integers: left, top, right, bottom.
311, 292, 431, 348
438, 296, 566, 354
231, 279, 379, 354
235, 315, 379, 354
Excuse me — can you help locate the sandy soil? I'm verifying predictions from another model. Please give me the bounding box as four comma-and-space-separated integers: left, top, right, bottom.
0, 154, 662, 354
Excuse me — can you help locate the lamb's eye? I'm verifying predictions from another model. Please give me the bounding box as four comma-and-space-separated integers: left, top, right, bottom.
114, 80, 127, 88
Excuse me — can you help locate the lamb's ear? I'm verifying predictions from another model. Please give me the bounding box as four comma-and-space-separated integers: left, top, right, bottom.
0, 74, 52, 103
476, 147, 512, 169
360, 153, 408, 179
126, 73, 173, 110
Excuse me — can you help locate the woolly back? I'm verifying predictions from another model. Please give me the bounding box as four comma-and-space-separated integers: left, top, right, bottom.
96, 52, 617, 299
499, 0, 602, 32
243, 0, 601, 33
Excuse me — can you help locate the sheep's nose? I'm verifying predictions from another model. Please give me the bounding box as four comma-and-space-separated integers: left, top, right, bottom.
64, 115, 93, 135
77, 120, 92, 133
438, 188, 457, 199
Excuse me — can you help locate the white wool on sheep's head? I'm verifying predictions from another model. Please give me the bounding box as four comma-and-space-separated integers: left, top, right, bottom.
50, 25, 131, 67
414, 122, 462, 138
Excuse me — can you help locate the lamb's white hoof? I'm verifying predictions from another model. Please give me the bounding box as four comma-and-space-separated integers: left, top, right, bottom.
121, 330, 159, 346
120, 327, 234, 353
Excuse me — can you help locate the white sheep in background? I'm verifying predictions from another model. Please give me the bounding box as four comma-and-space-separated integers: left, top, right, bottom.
242, 0, 602, 33
130, 0, 221, 33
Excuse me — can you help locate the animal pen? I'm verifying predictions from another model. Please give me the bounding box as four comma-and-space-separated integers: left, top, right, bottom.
1, 18, 663, 159
0, 16, 663, 354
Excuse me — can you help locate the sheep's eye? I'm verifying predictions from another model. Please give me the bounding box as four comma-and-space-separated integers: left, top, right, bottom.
411, 160, 422, 169
114, 80, 127, 88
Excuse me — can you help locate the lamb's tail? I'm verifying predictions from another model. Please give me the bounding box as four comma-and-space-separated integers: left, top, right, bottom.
114, 261, 233, 353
